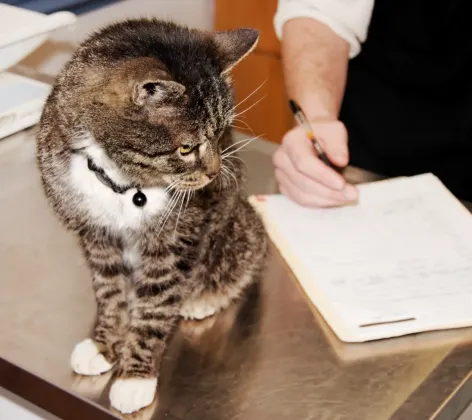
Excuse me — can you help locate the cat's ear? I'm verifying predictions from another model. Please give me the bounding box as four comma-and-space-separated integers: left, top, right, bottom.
133, 79, 185, 106
213, 28, 259, 74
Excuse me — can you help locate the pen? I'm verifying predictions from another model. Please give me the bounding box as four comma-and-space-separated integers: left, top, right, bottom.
288, 99, 343, 173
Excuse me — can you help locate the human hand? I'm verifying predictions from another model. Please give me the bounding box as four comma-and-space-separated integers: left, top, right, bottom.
273, 120, 358, 207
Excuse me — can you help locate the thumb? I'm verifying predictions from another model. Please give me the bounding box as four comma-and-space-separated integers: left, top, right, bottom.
312, 120, 349, 167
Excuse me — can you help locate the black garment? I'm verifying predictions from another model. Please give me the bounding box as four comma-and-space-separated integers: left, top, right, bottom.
339, 0, 472, 201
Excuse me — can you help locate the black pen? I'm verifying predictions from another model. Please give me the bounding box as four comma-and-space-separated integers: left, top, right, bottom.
288, 99, 343, 173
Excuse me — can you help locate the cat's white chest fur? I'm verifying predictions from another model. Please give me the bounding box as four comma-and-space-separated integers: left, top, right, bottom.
68, 139, 168, 232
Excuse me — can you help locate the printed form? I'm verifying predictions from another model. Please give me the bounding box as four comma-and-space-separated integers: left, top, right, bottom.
262, 174, 472, 341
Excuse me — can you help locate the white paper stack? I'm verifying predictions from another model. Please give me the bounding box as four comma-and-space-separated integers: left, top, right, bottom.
0, 4, 76, 139
251, 174, 472, 342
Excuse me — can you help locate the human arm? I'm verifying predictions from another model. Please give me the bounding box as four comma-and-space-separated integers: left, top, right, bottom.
272, 0, 374, 206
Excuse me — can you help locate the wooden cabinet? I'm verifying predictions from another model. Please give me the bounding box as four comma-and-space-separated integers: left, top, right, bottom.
214, 0, 281, 54
214, 0, 292, 143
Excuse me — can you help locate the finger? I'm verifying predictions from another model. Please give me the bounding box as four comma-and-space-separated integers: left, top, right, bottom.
282, 131, 346, 190
314, 121, 349, 167
275, 167, 344, 208
274, 151, 356, 203
273, 146, 358, 201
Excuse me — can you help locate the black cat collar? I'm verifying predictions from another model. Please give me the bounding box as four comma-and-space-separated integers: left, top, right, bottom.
87, 157, 147, 207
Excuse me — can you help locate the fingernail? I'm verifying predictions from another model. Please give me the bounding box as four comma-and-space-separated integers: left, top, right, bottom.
343, 187, 358, 201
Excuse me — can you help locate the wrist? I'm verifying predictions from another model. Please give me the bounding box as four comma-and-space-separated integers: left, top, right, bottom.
295, 95, 339, 122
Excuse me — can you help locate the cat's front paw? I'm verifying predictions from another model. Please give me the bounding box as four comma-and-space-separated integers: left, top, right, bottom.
70, 338, 114, 375
109, 377, 157, 414
180, 297, 221, 320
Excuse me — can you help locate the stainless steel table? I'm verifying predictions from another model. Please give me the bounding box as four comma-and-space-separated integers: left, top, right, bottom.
1, 2, 472, 419
1, 127, 472, 420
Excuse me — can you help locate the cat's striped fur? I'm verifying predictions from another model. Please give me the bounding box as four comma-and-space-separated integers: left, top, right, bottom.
36, 19, 268, 414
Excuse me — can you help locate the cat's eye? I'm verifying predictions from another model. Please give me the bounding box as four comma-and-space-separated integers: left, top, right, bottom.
179, 144, 195, 156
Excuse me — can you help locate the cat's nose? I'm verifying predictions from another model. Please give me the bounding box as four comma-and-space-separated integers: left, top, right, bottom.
206, 171, 218, 180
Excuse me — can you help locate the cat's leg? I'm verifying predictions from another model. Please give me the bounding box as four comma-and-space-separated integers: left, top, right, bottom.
109, 243, 186, 414
71, 229, 129, 376
180, 266, 257, 320
181, 203, 268, 321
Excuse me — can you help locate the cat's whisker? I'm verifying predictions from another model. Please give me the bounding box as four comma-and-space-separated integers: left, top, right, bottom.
231, 95, 266, 120
222, 173, 232, 189
223, 155, 247, 172
157, 190, 183, 236
222, 158, 236, 171
164, 180, 181, 193
218, 176, 223, 194
223, 154, 246, 168
233, 116, 249, 124
184, 189, 192, 213
160, 193, 181, 234
221, 134, 261, 154
219, 169, 228, 181
231, 118, 254, 135
230, 124, 247, 132
156, 190, 181, 233
164, 184, 176, 193
222, 135, 261, 158
232, 79, 267, 111
156, 192, 177, 230
218, 172, 227, 193
221, 165, 238, 189
159, 190, 175, 217
221, 136, 259, 154
224, 168, 232, 184
219, 170, 230, 189
173, 190, 187, 237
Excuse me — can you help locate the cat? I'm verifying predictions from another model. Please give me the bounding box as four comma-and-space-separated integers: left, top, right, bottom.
36, 18, 268, 414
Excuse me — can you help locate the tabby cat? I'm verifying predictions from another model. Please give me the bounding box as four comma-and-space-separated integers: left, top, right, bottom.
36, 19, 268, 414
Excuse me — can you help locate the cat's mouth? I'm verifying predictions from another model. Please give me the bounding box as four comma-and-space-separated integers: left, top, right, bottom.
170, 172, 219, 191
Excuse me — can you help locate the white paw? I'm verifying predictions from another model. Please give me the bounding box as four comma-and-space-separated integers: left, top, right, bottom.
109, 377, 157, 414
180, 299, 219, 320
70, 338, 114, 376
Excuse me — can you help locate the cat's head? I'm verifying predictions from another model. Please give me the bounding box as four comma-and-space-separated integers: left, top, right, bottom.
62, 19, 258, 190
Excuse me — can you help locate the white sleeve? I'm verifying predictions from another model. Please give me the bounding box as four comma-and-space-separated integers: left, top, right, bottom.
274, 0, 375, 58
